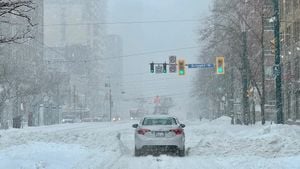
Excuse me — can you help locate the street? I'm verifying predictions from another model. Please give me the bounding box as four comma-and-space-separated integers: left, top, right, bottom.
1, 116, 299, 169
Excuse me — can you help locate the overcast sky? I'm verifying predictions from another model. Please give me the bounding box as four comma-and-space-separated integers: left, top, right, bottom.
106, 0, 212, 116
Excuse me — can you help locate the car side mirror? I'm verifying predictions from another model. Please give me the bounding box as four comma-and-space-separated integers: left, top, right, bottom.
132, 124, 138, 128
180, 124, 185, 128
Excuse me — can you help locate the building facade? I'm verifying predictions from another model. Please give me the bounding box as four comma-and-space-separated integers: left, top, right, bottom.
280, 0, 300, 123
44, 0, 108, 119
103, 35, 123, 119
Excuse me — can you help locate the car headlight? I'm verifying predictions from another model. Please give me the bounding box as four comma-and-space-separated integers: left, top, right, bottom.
112, 118, 116, 121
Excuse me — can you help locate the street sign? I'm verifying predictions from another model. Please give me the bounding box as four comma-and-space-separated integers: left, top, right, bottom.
188, 64, 214, 69
169, 56, 176, 64
155, 65, 163, 73
169, 64, 176, 73
169, 56, 177, 73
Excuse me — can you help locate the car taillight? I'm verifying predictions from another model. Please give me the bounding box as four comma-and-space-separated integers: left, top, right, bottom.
137, 128, 150, 135
170, 128, 183, 135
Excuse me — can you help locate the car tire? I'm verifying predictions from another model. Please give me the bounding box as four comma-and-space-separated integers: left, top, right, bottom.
134, 147, 141, 157
178, 147, 185, 157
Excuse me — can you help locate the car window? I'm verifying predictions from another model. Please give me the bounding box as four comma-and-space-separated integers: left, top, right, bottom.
142, 117, 177, 125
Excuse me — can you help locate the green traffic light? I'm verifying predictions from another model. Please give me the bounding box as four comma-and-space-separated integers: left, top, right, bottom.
218, 67, 223, 73
179, 70, 185, 75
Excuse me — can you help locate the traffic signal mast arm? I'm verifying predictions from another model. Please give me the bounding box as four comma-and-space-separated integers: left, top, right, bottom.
150, 56, 223, 75
150, 62, 173, 73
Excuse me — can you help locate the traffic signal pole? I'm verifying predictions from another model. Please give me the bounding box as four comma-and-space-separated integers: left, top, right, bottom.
273, 0, 283, 124
242, 29, 250, 125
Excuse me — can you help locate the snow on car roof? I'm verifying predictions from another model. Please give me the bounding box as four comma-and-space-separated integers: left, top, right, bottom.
142, 114, 177, 119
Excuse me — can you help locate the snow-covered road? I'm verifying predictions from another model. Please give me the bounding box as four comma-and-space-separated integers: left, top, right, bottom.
0, 117, 300, 169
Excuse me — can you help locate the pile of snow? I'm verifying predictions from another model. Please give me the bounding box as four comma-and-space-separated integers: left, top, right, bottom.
210, 116, 232, 125
0, 119, 300, 169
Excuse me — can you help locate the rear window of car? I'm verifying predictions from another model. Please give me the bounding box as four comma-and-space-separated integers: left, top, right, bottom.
142, 117, 177, 125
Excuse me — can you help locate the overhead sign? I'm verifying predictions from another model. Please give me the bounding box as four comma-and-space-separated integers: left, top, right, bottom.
169, 65, 176, 73
188, 64, 214, 69
155, 65, 163, 74
169, 56, 177, 73
169, 56, 176, 64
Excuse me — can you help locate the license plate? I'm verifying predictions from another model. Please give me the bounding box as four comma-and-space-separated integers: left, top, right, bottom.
155, 131, 165, 137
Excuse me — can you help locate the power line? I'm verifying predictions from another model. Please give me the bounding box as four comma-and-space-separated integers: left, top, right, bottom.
33, 30, 202, 64
42, 19, 201, 27
43, 46, 201, 63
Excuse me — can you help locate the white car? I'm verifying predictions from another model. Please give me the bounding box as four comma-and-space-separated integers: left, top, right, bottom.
132, 115, 185, 156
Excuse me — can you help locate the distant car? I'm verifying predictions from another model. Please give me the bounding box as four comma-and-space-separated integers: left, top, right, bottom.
132, 115, 185, 156
112, 116, 121, 121
61, 118, 74, 123
130, 108, 147, 120
93, 116, 104, 122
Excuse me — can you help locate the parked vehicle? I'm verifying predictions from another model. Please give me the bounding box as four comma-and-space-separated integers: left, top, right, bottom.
61, 115, 75, 123
130, 108, 147, 120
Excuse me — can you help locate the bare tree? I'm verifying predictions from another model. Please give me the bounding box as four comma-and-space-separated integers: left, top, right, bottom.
196, 0, 271, 124
0, 0, 36, 44
0, 0, 37, 128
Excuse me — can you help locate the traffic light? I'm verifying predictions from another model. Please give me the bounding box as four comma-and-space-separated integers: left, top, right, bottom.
178, 59, 185, 75
150, 62, 154, 73
216, 56, 225, 74
163, 62, 167, 73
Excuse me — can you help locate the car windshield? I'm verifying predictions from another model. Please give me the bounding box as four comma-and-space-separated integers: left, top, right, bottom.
142, 117, 177, 125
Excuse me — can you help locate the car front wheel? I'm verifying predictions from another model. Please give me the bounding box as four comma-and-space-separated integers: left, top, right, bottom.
178, 146, 185, 157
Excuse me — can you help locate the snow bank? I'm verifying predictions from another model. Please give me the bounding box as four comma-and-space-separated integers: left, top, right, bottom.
0, 142, 89, 169
0, 119, 299, 169
210, 116, 232, 125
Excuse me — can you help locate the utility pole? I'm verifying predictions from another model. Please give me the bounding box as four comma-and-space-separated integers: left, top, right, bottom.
261, 5, 266, 125
230, 67, 235, 124
240, 0, 250, 125
242, 25, 250, 125
73, 85, 76, 114
106, 77, 112, 121
273, 0, 283, 124
109, 87, 112, 121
